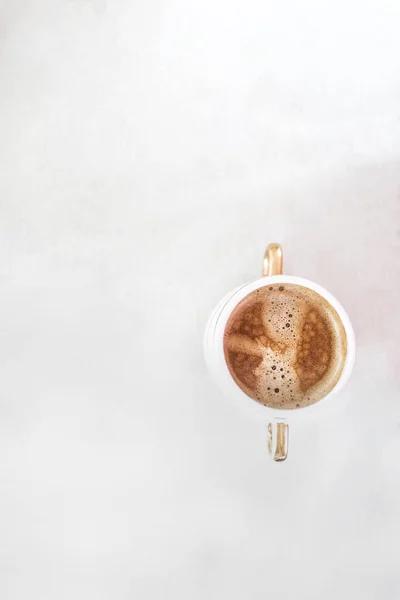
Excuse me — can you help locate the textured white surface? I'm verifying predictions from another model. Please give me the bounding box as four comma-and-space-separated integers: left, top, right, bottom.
0, 1, 400, 599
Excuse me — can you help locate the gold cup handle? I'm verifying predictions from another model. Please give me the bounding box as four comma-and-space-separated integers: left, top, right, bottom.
263, 243, 283, 277
263, 244, 288, 461
268, 422, 289, 462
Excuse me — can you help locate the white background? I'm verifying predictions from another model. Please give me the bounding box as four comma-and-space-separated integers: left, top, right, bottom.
0, 1, 400, 599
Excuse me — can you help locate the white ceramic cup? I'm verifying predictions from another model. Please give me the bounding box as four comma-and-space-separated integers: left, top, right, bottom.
204, 244, 356, 461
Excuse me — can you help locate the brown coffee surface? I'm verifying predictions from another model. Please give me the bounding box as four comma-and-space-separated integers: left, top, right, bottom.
223, 283, 347, 409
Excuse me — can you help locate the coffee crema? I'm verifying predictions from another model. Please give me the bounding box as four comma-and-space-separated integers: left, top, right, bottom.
223, 283, 347, 409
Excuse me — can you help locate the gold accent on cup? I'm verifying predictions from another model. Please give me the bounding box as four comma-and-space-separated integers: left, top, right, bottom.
268, 422, 289, 462
263, 243, 283, 277
263, 244, 288, 462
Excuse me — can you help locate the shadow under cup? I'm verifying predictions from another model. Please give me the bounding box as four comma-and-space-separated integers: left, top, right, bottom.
222, 282, 348, 411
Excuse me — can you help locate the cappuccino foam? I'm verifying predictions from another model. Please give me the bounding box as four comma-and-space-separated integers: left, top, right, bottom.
223, 283, 347, 409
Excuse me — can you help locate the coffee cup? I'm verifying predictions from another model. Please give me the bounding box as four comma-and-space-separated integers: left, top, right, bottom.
204, 244, 356, 461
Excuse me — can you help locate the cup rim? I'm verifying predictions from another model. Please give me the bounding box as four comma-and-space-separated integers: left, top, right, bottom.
205, 275, 356, 422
